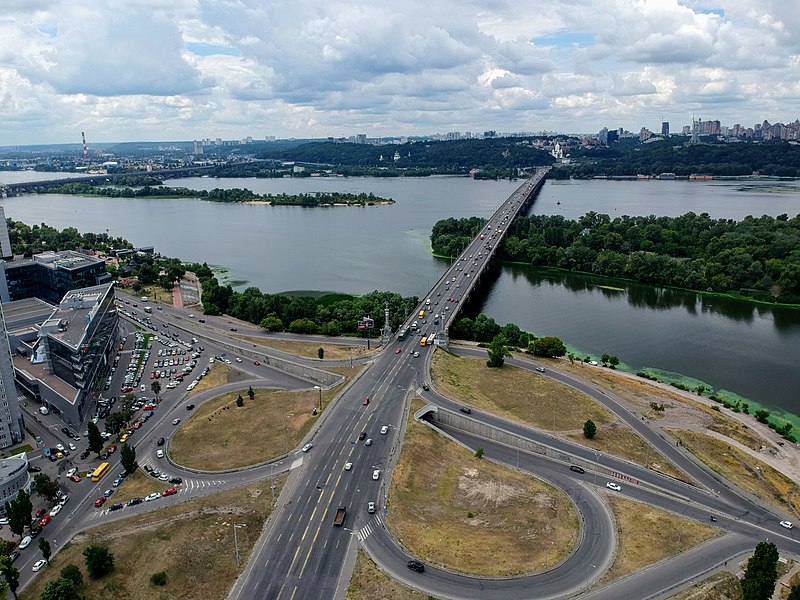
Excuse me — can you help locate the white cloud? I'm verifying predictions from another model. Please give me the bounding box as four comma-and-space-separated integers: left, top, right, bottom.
0, 0, 798, 143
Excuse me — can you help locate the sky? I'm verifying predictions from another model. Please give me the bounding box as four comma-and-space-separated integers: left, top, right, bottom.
1, 0, 799, 145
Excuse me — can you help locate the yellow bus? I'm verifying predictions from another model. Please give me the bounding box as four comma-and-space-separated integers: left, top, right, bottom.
420, 336, 428, 346
91, 462, 111, 482
418, 309, 425, 319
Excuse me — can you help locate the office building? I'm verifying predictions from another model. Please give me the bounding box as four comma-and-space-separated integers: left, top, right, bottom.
0, 302, 24, 448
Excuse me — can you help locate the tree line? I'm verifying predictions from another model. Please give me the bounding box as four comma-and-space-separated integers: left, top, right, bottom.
432, 211, 800, 303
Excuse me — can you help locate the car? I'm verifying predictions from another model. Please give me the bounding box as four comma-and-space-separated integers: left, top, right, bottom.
40, 515, 51, 526
606, 482, 621, 491
145, 492, 161, 502
185, 404, 195, 410
345, 462, 353, 471
157, 449, 164, 458
19, 536, 32, 549
9, 550, 19, 562
157, 437, 165, 446
172, 418, 181, 426
780, 520, 794, 529
49, 505, 62, 517
413, 351, 419, 357
230, 327, 237, 331
32, 559, 47, 572
395, 348, 402, 354
301, 443, 313, 453
235, 357, 242, 363
55, 444, 65, 452
61, 427, 70, 435
113, 477, 123, 487
162, 488, 178, 497
365, 438, 372, 446
362, 397, 370, 405
108, 503, 123, 512
359, 431, 367, 440
0, 517, 8, 525
380, 426, 389, 435
27, 465, 41, 473
422, 384, 429, 391
253, 360, 261, 366
169, 477, 183, 485
459, 407, 472, 414
66, 467, 77, 477
36, 508, 47, 517
159, 474, 169, 481
407, 559, 425, 573
95, 496, 107, 507
709, 515, 717, 522
368, 501, 376, 513
570, 465, 585, 474
372, 469, 380, 480
536, 367, 546, 373
103, 488, 114, 498
127, 497, 143, 506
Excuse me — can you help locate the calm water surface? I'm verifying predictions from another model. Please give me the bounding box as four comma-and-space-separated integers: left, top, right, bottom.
2, 173, 799, 416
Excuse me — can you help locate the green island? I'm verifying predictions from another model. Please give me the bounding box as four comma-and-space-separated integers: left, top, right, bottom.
32, 182, 393, 206
431, 212, 800, 305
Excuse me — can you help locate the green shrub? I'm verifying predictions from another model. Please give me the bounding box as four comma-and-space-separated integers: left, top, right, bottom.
150, 571, 167, 586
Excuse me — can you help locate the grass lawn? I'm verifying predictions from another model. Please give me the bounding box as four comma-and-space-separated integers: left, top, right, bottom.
235, 335, 379, 360
667, 572, 742, 600
20, 477, 285, 600
171, 365, 362, 471
346, 549, 436, 600
432, 351, 613, 432
101, 471, 173, 505
598, 495, 719, 587
187, 363, 250, 397
387, 400, 579, 576
665, 428, 800, 515
141, 284, 173, 306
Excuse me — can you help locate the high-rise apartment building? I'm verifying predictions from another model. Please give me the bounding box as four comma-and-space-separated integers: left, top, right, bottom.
0, 303, 24, 448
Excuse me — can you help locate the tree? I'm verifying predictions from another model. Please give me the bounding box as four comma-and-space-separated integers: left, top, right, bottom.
532, 336, 567, 358
0, 554, 19, 600
788, 585, 800, 600
236, 395, 244, 407
150, 380, 161, 399
39, 537, 52, 564
583, 419, 597, 439
120, 443, 137, 474
40, 577, 83, 600
83, 544, 114, 579
608, 356, 620, 369
601, 353, 610, 366
60, 564, 83, 588
741, 541, 779, 600
32, 474, 60, 501
259, 316, 283, 331
104, 412, 127, 434
317, 347, 324, 360
247, 386, 255, 401
474, 447, 485, 459
87, 422, 104, 455
5, 490, 32, 537
486, 334, 511, 368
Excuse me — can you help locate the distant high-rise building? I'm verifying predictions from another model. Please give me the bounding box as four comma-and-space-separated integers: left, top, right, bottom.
0, 303, 24, 447
0, 207, 12, 260
355, 134, 367, 144
661, 121, 669, 136
483, 131, 497, 139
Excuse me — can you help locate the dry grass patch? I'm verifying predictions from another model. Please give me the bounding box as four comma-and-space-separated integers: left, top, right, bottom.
107, 471, 172, 505
388, 400, 579, 576
599, 495, 719, 586
141, 285, 173, 306
20, 478, 285, 600
235, 335, 378, 360
346, 549, 432, 600
665, 429, 800, 516
432, 351, 612, 432
667, 571, 742, 600
187, 363, 250, 397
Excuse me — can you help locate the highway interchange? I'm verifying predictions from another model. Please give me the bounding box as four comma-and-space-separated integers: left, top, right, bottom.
17, 172, 800, 599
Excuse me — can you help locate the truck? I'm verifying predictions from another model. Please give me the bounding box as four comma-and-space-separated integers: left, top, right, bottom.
333, 506, 347, 526
143, 306, 152, 314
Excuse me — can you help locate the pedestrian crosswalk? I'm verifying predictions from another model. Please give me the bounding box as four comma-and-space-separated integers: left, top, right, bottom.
357, 514, 383, 542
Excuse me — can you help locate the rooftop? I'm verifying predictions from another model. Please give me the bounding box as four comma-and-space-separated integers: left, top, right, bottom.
44, 282, 114, 349
13, 354, 79, 402
0, 455, 27, 482
2, 249, 104, 272
1, 297, 56, 332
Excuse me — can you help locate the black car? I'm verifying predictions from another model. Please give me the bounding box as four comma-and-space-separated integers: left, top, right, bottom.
27, 465, 41, 473
185, 404, 195, 410
80, 450, 91, 460
459, 407, 472, 414
157, 437, 165, 446
144, 465, 154, 473
127, 498, 143, 506
407, 560, 425, 573
358, 431, 367, 440
230, 327, 238, 331
108, 503, 123, 512
569, 465, 585, 474
61, 427, 70, 435
422, 384, 429, 391
169, 477, 183, 485
30, 525, 43, 538
9, 550, 19, 563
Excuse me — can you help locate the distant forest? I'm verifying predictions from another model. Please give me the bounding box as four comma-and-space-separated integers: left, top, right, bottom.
554, 138, 800, 178
432, 212, 800, 304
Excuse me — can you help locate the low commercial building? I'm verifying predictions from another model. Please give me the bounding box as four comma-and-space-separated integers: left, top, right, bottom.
0, 454, 30, 511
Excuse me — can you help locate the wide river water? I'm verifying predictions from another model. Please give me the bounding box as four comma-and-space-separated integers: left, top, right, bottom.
2, 172, 799, 419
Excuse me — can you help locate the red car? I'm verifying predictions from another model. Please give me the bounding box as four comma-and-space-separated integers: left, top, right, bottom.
68, 474, 81, 483
362, 397, 370, 405
395, 348, 401, 354
40, 515, 51, 526
150, 372, 155, 379
36, 508, 47, 517
95, 496, 107, 508
253, 360, 261, 366
108, 444, 117, 454
143, 404, 155, 411
161, 488, 177, 497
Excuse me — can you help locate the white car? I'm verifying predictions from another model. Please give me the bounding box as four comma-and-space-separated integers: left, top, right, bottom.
50, 504, 62, 517
156, 449, 164, 458
301, 443, 313, 453
606, 482, 621, 491
368, 501, 376, 514
780, 520, 794, 529
372, 469, 381, 481
172, 418, 181, 426
32, 559, 47, 572
413, 352, 420, 357
380, 426, 389, 435
235, 358, 242, 363
145, 492, 161, 502
66, 467, 77, 477
344, 462, 353, 471
365, 438, 372, 446
19, 536, 32, 549
68, 443, 77, 451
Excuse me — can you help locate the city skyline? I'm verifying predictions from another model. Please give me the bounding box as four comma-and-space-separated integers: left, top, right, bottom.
2, 0, 799, 145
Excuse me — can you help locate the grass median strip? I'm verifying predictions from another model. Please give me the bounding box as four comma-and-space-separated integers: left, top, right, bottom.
387, 399, 579, 576
235, 335, 378, 360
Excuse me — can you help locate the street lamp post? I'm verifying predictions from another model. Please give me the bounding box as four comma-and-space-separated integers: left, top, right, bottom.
314, 385, 322, 412
586, 563, 596, 592
593, 451, 602, 486
233, 523, 247, 568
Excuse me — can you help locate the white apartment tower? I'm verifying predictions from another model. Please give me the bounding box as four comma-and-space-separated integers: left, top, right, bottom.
0, 206, 13, 260
0, 302, 23, 447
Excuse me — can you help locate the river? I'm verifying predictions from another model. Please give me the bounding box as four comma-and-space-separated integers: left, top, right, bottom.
1, 173, 799, 419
